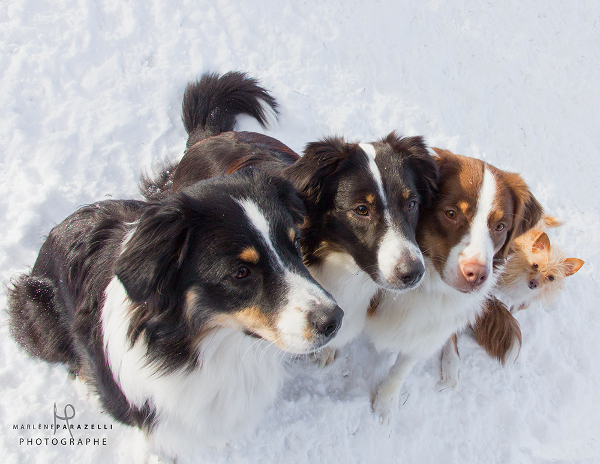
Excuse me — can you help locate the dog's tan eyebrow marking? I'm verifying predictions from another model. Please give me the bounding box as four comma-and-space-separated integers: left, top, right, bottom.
239, 247, 260, 264
457, 200, 470, 215
365, 194, 376, 204
288, 228, 296, 242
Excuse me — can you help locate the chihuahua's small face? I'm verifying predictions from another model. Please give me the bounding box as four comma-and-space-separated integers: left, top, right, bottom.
525, 232, 584, 292
499, 230, 584, 308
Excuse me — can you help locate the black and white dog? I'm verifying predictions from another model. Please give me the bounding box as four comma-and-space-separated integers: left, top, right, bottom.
8, 170, 342, 457
142, 71, 439, 366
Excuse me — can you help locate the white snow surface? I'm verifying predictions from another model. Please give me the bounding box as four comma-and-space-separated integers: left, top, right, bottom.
1, 0, 599, 463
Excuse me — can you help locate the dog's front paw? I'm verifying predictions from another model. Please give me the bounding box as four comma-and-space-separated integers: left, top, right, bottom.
439, 336, 460, 391
313, 346, 337, 368
371, 390, 398, 426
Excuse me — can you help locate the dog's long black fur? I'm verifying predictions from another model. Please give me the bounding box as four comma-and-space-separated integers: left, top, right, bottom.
8, 199, 156, 428
8, 169, 336, 436
140, 71, 439, 278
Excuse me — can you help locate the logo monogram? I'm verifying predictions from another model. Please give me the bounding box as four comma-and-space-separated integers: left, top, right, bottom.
53, 403, 75, 438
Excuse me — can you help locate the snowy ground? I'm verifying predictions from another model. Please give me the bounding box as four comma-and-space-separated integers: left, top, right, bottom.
1, 0, 599, 462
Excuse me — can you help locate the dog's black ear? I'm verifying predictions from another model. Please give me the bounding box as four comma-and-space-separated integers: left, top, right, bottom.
274, 177, 306, 227
285, 136, 354, 207
115, 195, 193, 306
383, 132, 439, 207
499, 171, 543, 258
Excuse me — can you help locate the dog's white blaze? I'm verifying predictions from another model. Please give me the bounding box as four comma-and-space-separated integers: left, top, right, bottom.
463, 168, 497, 266
237, 197, 337, 352
359, 143, 388, 210
442, 168, 497, 286
237, 198, 284, 267
378, 228, 404, 278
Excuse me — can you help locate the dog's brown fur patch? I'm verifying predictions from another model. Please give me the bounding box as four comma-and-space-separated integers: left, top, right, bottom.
473, 297, 522, 364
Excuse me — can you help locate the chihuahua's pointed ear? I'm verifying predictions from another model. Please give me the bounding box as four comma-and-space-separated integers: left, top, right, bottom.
564, 258, 584, 276
532, 232, 551, 251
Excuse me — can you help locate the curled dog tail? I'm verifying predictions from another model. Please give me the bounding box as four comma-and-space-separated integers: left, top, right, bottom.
140, 71, 278, 201
7, 274, 76, 367
182, 71, 278, 147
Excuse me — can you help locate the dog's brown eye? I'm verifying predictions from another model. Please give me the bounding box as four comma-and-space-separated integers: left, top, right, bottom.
407, 200, 417, 211
548, 275, 554, 281
495, 223, 506, 232
355, 205, 369, 216
445, 209, 457, 220
232, 266, 251, 279
533, 263, 539, 269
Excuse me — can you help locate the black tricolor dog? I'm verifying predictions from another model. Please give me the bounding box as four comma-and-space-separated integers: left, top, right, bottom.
8, 169, 342, 458
142, 71, 439, 366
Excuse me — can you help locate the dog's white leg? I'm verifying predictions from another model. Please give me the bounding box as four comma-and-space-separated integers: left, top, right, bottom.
372, 353, 417, 425
438, 334, 460, 390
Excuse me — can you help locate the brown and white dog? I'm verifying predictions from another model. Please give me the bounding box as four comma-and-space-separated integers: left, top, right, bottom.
366, 148, 543, 423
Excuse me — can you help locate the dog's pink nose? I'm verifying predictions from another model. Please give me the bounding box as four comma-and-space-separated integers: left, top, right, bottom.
528, 278, 539, 289
461, 262, 488, 286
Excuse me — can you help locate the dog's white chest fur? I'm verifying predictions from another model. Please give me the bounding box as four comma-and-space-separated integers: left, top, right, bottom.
309, 251, 380, 349
102, 278, 283, 456
367, 259, 489, 359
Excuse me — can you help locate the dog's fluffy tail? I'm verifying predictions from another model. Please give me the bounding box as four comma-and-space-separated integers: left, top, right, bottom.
7, 274, 77, 367
473, 296, 522, 365
183, 71, 278, 147
141, 71, 279, 201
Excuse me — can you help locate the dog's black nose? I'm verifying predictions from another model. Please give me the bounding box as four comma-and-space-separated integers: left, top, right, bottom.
396, 261, 425, 287
528, 278, 539, 289
400, 270, 424, 286
311, 305, 344, 338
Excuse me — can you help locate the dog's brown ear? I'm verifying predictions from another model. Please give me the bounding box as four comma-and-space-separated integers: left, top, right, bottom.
499, 172, 543, 258
532, 232, 551, 251
564, 258, 584, 276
